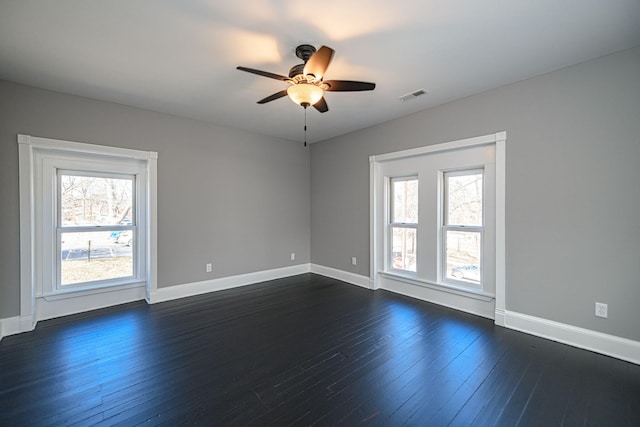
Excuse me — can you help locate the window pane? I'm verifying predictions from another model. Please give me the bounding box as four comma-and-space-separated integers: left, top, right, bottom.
446, 173, 482, 226
392, 179, 418, 223
60, 174, 133, 226
445, 230, 481, 284
61, 231, 133, 285
391, 227, 417, 272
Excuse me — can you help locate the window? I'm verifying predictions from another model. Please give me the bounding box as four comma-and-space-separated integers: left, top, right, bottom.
371, 132, 504, 319
442, 170, 483, 287
58, 172, 136, 288
389, 177, 418, 272
19, 134, 156, 303
41, 155, 148, 296
19, 134, 157, 325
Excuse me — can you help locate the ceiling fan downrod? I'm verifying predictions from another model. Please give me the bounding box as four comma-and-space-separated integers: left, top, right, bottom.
303, 104, 308, 147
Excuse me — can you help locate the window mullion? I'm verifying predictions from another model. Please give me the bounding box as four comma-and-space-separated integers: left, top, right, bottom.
390, 222, 417, 228
444, 225, 483, 232
58, 225, 133, 233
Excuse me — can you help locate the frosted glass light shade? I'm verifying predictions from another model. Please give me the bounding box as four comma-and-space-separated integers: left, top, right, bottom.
287, 83, 324, 106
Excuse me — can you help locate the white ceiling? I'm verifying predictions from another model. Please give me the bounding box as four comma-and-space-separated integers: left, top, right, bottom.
1, 1, 639, 143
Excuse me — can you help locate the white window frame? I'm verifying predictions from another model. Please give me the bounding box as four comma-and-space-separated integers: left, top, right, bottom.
387, 176, 419, 274
370, 132, 506, 323
18, 134, 158, 327
441, 168, 484, 289
55, 169, 140, 291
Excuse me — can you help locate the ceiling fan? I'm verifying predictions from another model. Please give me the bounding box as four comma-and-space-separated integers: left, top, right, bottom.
237, 44, 375, 113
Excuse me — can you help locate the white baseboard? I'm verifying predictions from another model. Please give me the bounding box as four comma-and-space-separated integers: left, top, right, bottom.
3, 264, 311, 339
148, 264, 311, 304
1, 284, 150, 338
0, 316, 21, 341
310, 264, 372, 289
36, 285, 147, 321
0, 315, 36, 341
6, 265, 638, 366
308, 266, 639, 365
503, 310, 640, 365
309, 265, 493, 319
380, 275, 495, 320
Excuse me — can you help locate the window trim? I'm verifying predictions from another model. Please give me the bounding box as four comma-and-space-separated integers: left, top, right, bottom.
18, 134, 157, 327
41, 156, 147, 296
370, 131, 506, 324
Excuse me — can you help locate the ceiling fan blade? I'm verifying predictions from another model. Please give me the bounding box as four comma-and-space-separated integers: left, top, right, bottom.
313, 97, 329, 113
303, 46, 334, 81
236, 66, 290, 82
257, 90, 289, 104
324, 80, 376, 91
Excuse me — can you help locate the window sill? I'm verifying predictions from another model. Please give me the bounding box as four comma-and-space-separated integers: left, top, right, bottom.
379, 271, 495, 302
41, 280, 146, 301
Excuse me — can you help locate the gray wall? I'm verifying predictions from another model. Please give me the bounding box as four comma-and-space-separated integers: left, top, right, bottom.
0, 80, 310, 319
311, 47, 640, 341
2, 47, 638, 342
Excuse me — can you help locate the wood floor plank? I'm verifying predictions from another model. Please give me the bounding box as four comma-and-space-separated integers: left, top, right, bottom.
1, 273, 639, 426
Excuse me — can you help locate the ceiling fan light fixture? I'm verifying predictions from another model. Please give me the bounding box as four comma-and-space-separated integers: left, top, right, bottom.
287, 83, 324, 107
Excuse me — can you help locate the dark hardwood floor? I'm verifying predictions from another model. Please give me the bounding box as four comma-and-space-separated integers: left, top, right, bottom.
1, 273, 639, 426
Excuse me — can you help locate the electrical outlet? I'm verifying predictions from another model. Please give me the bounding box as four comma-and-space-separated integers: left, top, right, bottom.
206, 263, 212, 273
291, 253, 295, 261
352, 257, 357, 266
595, 302, 608, 318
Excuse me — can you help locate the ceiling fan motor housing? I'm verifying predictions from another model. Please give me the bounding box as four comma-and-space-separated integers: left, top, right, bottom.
288, 63, 305, 78
289, 44, 317, 78
295, 44, 316, 62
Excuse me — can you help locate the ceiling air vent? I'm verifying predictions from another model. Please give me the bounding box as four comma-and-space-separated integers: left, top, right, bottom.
398, 89, 428, 102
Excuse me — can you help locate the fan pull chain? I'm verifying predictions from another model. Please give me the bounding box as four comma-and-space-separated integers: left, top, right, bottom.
304, 106, 307, 147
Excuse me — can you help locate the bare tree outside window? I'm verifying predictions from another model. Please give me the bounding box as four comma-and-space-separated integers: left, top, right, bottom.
444, 171, 483, 285
390, 178, 418, 272
58, 173, 135, 285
